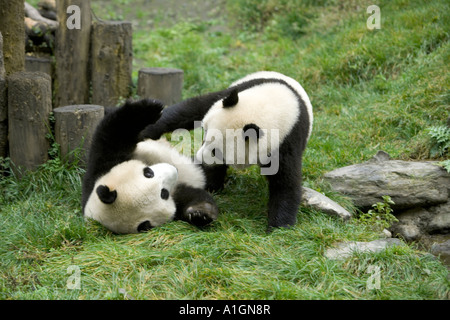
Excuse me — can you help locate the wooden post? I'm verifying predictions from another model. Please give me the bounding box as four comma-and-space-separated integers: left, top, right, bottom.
137, 67, 183, 106
0, 32, 5, 77
54, 105, 104, 165
0, 0, 25, 158
0, 0, 25, 75
25, 56, 53, 77
91, 21, 133, 106
0, 32, 7, 158
55, 0, 92, 108
8, 72, 52, 175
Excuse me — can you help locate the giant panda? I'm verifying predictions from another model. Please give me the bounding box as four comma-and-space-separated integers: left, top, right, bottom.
140, 71, 313, 231
81, 99, 218, 234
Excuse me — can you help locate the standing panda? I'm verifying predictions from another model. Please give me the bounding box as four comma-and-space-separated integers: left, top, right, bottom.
141, 71, 313, 231
82, 99, 218, 234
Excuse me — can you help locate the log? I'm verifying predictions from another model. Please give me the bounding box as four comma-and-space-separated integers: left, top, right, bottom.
0, 32, 7, 158
0, 0, 25, 75
91, 21, 133, 106
25, 17, 53, 37
25, 2, 58, 31
38, 0, 57, 20
54, 105, 104, 165
8, 72, 52, 175
38, 0, 56, 12
137, 67, 183, 106
55, 0, 91, 108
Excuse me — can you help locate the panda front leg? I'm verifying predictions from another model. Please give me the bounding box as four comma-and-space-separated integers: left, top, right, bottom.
172, 184, 219, 227
265, 155, 303, 231
202, 164, 228, 192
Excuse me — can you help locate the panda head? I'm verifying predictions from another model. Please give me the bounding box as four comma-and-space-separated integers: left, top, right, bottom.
197, 89, 271, 168
84, 161, 178, 234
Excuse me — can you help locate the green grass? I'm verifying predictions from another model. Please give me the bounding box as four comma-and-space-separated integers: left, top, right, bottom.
1, 0, 449, 299
1, 163, 448, 299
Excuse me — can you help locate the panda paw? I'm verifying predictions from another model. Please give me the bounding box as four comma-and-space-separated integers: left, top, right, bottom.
184, 202, 218, 227
118, 99, 164, 128
138, 124, 162, 141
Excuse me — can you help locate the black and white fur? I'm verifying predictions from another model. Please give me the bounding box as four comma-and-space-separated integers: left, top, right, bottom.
141, 71, 313, 230
82, 99, 218, 234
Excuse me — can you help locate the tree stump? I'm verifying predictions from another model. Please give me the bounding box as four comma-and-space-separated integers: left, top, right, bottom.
0, 32, 7, 158
137, 67, 183, 106
8, 72, 52, 175
54, 105, 104, 165
0, 0, 25, 75
91, 21, 133, 107
55, 0, 91, 108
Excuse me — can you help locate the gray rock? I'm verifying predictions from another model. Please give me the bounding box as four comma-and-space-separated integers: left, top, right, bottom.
367, 150, 391, 163
390, 207, 429, 241
422, 234, 450, 268
325, 238, 404, 260
390, 202, 450, 240
393, 223, 422, 241
430, 238, 450, 268
381, 228, 392, 238
301, 187, 352, 221
324, 157, 450, 210
427, 202, 450, 234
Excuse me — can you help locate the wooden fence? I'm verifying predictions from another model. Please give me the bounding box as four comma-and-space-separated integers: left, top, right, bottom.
0, 0, 184, 175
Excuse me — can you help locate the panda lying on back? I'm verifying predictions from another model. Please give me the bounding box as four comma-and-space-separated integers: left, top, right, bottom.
82, 99, 218, 234
141, 71, 313, 231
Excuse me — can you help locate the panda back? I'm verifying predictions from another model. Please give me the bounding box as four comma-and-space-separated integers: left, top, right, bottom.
230, 71, 313, 140
206, 83, 300, 141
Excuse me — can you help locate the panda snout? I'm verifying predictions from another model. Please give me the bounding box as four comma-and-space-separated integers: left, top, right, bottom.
148, 163, 178, 191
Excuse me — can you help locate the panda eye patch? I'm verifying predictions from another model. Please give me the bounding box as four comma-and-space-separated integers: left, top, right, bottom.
143, 167, 154, 178
161, 188, 170, 200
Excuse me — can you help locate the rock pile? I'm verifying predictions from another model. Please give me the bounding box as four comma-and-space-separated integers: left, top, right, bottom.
322, 151, 449, 263
323, 151, 450, 240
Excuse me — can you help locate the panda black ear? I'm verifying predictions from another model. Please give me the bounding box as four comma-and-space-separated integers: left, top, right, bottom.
223, 89, 239, 108
96, 185, 117, 204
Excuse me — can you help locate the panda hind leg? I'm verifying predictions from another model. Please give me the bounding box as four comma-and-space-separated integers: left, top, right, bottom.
173, 184, 219, 227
